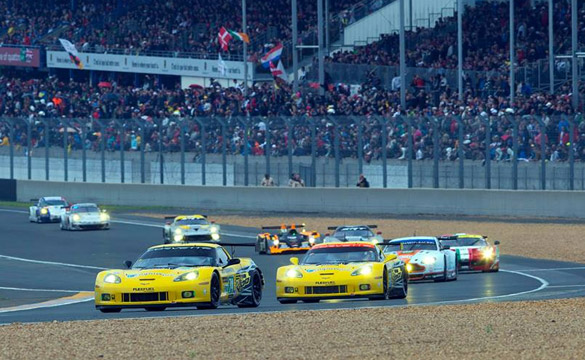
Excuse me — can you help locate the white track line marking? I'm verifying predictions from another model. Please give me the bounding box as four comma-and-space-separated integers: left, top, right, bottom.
0, 255, 105, 270
510, 266, 585, 272
0, 292, 93, 314
0, 287, 88, 293
546, 285, 585, 288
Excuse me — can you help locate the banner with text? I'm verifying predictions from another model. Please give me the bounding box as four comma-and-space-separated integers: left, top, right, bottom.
0, 47, 40, 67
46, 51, 253, 80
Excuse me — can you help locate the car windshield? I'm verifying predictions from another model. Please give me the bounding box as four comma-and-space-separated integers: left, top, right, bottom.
45, 199, 67, 206
335, 229, 373, 238
132, 246, 217, 269
454, 237, 487, 247
70, 206, 99, 213
301, 246, 378, 265
176, 218, 208, 225
384, 240, 438, 252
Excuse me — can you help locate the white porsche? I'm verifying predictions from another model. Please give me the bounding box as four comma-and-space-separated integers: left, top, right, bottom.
60, 203, 110, 231
29, 196, 70, 223
383, 236, 458, 282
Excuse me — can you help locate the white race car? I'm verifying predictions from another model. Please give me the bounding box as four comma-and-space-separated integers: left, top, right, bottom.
29, 196, 69, 223
323, 225, 383, 244
60, 203, 110, 231
163, 215, 220, 243
383, 236, 458, 282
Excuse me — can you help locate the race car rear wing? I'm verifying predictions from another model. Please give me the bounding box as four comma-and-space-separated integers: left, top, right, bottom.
326, 225, 378, 230
437, 234, 488, 240
262, 224, 305, 230
164, 215, 208, 220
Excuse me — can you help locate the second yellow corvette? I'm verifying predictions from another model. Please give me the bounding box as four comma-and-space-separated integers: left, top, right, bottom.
276, 242, 408, 303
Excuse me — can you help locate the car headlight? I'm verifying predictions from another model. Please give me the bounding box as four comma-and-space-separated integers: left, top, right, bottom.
174, 271, 199, 282
371, 238, 379, 245
286, 268, 303, 278
211, 233, 220, 241
210, 225, 219, 233
482, 248, 495, 259
422, 255, 436, 265
174, 228, 183, 235
100, 213, 110, 222
72, 214, 81, 222
351, 264, 373, 276
308, 236, 315, 244
173, 234, 184, 242
406, 263, 413, 272
103, 274, 121, 284
40, 207, 48, 215
273, 239, 280, 246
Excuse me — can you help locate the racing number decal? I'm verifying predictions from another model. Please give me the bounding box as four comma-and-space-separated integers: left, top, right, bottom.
224, 277, 235, 295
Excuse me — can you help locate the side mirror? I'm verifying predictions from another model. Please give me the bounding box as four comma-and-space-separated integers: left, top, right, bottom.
494, 241, 500, 245
377, 232, 382, 235
325, 233, 330, 236
225, 258, 241, 267
290, 257, 299, 265
442, 245, 451, 250
124, 260, 132, 269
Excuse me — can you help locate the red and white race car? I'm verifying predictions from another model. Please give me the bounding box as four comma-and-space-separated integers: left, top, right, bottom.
437, 234, 500, 272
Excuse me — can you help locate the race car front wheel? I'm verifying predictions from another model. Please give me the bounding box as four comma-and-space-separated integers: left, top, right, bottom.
389, 268, 408, 299
198, 273, 220, 309
99, 308, 121, 313
238, 271, 262, 308
369, 270, 388, 301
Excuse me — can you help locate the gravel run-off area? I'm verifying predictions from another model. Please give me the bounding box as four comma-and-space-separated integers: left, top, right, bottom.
2, 298, 585, 359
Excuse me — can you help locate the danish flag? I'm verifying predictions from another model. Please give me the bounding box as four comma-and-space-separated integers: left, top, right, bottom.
218, 27, 232, 51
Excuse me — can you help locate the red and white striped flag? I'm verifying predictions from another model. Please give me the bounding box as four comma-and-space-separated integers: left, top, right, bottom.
269, 60, 288, 82
218, 27, 232, 51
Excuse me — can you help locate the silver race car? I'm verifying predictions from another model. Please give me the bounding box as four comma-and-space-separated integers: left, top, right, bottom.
323, 225, 383, 244
29, 196, 70, 223
163, 215, 221, 243
60, 203, 110, 230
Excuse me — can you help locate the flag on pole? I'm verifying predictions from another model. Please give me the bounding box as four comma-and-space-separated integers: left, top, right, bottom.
261, 43, 283, 68
218, 53, 227, 76
226, 29, 249, 44
218, 27, 233, 51
59, 38, 84, 69
269, 61, 288, 82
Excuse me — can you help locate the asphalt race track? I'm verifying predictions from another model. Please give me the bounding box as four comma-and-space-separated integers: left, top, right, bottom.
1, 208, 585, 325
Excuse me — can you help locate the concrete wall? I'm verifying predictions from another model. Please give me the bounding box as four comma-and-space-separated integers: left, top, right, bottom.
15, 179, 585, 218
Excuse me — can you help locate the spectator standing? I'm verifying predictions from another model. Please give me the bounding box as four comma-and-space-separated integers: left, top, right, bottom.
288, 173, 305, 187
356, 174, 370, 188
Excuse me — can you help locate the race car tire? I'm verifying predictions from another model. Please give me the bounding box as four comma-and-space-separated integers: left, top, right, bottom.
99, 308, 121, 313
447, 259, 459, 281
36, 216, 42, 224
59, 221, 65, 230
389, 268, 408, 299
145, 307, 166, 311
434, 256, 448, 282
369, 269, 388, 300
278, 299, 297, 304
255, 237, 265, 254
302, 299, 320, 303
237, 271, 262, 308
483, 267, 499, 273
198, 273, 220, 309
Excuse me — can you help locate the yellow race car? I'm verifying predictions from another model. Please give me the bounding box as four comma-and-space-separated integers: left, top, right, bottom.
95, 242, 264, 313
276, 242, 408, 303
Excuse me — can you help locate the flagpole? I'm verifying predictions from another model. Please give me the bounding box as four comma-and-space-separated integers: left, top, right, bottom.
242, 0, 248, 97
292, 0, 298, 93
317, 0, 325, 95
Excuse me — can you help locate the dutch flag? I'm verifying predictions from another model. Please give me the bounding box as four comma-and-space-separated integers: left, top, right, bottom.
261, 43, 283, 69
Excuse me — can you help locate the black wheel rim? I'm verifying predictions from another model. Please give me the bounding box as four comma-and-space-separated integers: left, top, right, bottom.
252, 275, 262, 303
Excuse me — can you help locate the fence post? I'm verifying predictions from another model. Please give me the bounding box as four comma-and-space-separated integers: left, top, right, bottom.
480, 115, 491, 189
180, 119, 185, 185
379, 116, 388, 188
311, 118, 317, 187
332, 117, 340, 188
457, 116, 464, 188
508, 116, 518, 190
140, 122, 145, 183
286, 117, 293, 180
219, 118, 227, 186
355, 116, 363, 176
62, 119, 68, 182
195, 118, 207, 186
158, 118, 164, 184
117, 120, 125, 183
44, 119, 49, 180
536, 116, 546, 190
81, 119, 87, 182
238, 117, 249, 186
431, 116, 439, 188
265, 119, 271, 179
27, 118, 31, 180
568, 115, 575, 190
8, 119, 14, 179
97, 120, 106, 183
405, 116, 413, 188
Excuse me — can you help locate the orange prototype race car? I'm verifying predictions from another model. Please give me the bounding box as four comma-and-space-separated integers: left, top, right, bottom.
255, 224, 321, 255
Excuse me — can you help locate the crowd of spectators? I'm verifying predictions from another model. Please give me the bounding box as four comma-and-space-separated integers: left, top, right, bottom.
330, 0, 579, 72
0, 74, 583, 164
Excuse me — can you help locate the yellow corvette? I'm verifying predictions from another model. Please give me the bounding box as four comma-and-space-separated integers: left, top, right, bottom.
95, 243, 263, 313
276, 242, 408, 303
